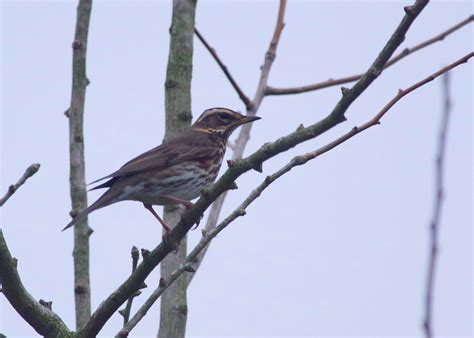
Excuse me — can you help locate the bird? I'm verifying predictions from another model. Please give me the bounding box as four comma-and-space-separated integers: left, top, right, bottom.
63, 107, 261, 232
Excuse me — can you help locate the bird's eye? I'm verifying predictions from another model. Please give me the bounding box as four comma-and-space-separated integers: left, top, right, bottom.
217, 112, 232, 121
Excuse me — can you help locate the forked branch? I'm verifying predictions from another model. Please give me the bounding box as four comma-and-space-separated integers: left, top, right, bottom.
77, 2, 429, 337
266, 14, 473, 95
117, 52, 472, 337
194, 7, 472, 283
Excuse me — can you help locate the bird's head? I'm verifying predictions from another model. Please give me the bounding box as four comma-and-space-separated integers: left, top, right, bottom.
192, 108, 261, 139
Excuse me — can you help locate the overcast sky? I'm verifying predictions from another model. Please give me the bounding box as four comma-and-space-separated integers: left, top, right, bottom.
1, 1, 472, 337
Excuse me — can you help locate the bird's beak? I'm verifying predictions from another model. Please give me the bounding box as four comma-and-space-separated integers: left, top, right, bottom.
239, 115, 261, 125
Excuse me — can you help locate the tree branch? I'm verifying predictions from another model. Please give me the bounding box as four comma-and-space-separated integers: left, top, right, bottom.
0, 230, 72, 337
159, 1, 197, 338
422, 69, 453, 338
194, 27, 253, 110
115, 52, 472, 337
118, 246, 141, 324
0, 164, 40, 207
186, 0, 288, 286
188, 0, 433, 285
78, 2, 429, 336
0, 164, 71, 336
266, 14, 473, 96
67, 0, 93, 330
116, 261, 194, 337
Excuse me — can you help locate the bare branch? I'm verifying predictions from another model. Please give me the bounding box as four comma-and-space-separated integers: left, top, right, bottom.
266, 14, 473, 96
78, 3, 429, 336
116, 259, 195, 338
252, 0, 286, 112
118, 246, 140, 324
297, 53, 471, 160
388, 14, 473, 66
188, 0, 431, 285
422, 69, 453, 338
186, 0, 288, 286
0, 163, 70, 336
115, 54, 472, 337
0, 230, 72, 336
194, 28, 253, 110
159, 1, 197, 337
0, 164, 40, 207
68, 0, 93, 329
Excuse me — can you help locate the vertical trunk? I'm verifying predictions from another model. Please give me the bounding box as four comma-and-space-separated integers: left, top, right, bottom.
158, 206, 189, 338
158, 1, 197, 338
68, 0, 93, 330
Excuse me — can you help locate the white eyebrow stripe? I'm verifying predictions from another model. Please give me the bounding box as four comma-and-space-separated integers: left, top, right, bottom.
195, 110, 214, 123
195, 108, 238, 123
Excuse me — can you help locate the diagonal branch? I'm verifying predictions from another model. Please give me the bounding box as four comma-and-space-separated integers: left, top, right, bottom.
266, 14, 473, 96
78, 2, 429, 336
0, 230, 72, 337
116, 53, 472, 337
195, 28, 253, 110
0, 163, 40, 207
386, 14, 473, 66
422, 69, 453, 338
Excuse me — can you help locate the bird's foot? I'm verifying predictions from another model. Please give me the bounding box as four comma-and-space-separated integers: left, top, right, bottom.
182, 201, 194, 209
191, 213, 204, 230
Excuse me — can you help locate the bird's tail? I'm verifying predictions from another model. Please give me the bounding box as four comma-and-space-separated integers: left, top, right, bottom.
62, 191, 116, 231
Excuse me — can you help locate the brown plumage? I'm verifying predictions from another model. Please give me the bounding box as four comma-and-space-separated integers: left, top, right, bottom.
63, 108, 260, 232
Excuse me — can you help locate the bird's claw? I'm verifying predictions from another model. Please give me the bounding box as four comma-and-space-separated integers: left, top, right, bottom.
191, 214, 204, 230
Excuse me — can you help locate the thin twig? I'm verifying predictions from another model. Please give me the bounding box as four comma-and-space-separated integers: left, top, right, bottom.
422, 70, 453, 338
79, 3, 429, 336
266, 14, 473, 96
186, 0, 287, 286
388, 14, 473, 66
0, 164, 40, 207
118, 246, 140, 324
195, 28, 253, 110
116, 261, 195, 338
116, 53, 471, 337
0, 163, 71, 336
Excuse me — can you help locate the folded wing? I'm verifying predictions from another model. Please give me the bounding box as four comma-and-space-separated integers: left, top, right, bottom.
89, 133, 216, 188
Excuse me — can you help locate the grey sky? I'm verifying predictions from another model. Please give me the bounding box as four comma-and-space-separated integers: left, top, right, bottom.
1, 1, 472, 337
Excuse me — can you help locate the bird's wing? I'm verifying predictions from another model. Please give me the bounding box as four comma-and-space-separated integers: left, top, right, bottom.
89, 137, 214, 184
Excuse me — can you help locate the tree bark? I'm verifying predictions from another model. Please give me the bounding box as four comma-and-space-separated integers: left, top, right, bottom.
158, 1, 197, 338
68, 0, 93, 330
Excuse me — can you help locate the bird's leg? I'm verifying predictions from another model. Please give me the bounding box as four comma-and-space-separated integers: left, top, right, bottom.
143, 203, 170, 232
159, 195, 201, 231
160, 194, 194, 209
